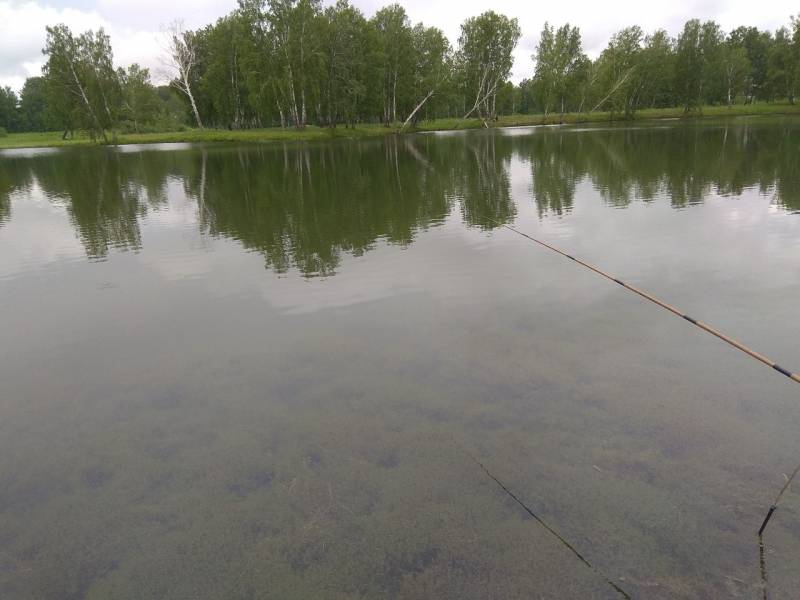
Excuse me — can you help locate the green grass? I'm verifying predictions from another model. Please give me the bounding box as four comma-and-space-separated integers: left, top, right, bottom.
3, 102, 800, 150
0, 125, 391, 150
415, 102, 800, 131
0, 130, 102, 149
115, 124, 392, 145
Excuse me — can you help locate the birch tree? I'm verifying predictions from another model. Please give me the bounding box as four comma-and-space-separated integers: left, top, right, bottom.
728, 26, 772, 102
400, 24, 451, 130
721, 44, 750, 105
675, 20, 724, 110
457, 11, 520, 124
42, 24, 108, 141
194, 14, 255, 128
163, 20, 204, 128
675, 20, 704, 111
767, 27, 796, 102
321, 1, 369, 127
533, 23, 585, 116
638, 30, 675, 108
594, 26, 644, 117
371, 4, 413, 125
80, 29, 120, 128
118, 64, 161, 133
264, 0, 324, 129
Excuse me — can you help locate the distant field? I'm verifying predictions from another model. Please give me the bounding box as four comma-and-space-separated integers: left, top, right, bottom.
3, 102, 800, 150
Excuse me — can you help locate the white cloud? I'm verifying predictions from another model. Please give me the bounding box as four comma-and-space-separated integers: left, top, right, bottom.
0, 1, 107, 89
390, 0, 797, 81
1, 0, 797, 92
0, 0, 193, 92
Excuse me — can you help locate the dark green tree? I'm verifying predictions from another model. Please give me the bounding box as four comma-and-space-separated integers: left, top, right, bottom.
457, 11, 520, 122
594, 26, 644, 117
118, 65, 162, 132
639, 30, 675, 108
675, 20, 724, 110
42, 24, 115, 140
18, 77, 50, 131
532, 23, 586, 116
720, 42, 750, 105
320, 1, 370, 127
400, 23, 451, 128
0, 87, 20, 132
767, 27, 796, 102
370, 4, 414, 125
728, 26, 772, 101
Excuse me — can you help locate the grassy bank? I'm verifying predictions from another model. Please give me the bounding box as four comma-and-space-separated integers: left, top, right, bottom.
3, 102, 800, 150
0, 125, 389, 150
413, 102, 800, 132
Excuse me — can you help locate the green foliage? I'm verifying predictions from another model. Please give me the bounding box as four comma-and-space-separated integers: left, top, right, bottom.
673, 20, 726, 110
595, 26, 644, 117
117, 64, 162, 133
527, 16, 799, 119
2, 9, 799, 138
729, 26, 772, 100
19, 77, 50, 131
457, 11, 520, 120
0, 87, 20, 132
639, 30, 676, 108
371, 4, 414, 124
767, 27, 796, 102
402, 23, 452, 126
532, 23, 586, 115
41, 25, 122, 140
721, 44, 751, 105
675, 20, 705, 110
38, 24, 192, 139
0, 127, 7, 138
265, 0, 324, 128
321, 1, 371, 126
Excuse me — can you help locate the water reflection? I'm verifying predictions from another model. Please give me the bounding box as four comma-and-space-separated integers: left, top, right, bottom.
1, 119, 799, 599
0, 118, 797, 275
519, 120, 800, 213
0, 185, 9, 226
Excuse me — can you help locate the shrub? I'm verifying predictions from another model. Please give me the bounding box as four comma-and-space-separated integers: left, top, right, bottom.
0, 127, 8, 137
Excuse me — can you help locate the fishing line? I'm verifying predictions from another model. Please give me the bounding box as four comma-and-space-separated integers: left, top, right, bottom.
758, 462, 800, 600
464, 449, 632, 598
483, 216, 800, 593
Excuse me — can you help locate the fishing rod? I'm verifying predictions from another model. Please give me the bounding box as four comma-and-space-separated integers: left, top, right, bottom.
483, 215, 799, 595
485, 217, 800, 385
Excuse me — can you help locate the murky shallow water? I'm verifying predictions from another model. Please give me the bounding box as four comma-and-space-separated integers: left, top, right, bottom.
1, 118, 799, 599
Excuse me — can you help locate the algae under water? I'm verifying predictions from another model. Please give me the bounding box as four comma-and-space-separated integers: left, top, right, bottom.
0, 118, 799, 599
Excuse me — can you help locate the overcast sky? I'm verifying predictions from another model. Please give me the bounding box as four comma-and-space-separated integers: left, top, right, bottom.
0, 0, 796, 93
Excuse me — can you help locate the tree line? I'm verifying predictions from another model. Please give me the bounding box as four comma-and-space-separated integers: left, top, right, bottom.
528, 19, 800, 118
1, 1, 800, 136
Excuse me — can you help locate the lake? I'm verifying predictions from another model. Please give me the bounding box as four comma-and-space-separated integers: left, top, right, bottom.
1, 118, 799, 599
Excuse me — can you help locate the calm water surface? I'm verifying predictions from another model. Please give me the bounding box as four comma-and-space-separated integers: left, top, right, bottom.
1, 118, 799, 599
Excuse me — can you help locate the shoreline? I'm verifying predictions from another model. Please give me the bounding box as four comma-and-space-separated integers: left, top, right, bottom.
2, 103, 800, 151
